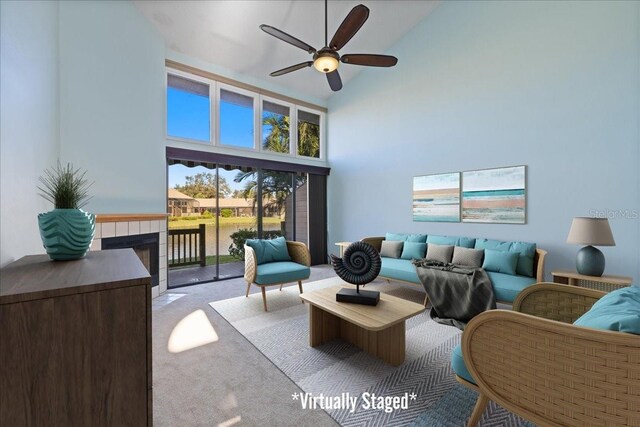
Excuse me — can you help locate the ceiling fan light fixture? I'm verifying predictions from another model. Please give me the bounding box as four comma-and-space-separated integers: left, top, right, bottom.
313, 54, 339, 73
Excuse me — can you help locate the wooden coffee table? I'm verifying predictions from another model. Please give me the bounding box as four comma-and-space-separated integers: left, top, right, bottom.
300, 278, 425, 366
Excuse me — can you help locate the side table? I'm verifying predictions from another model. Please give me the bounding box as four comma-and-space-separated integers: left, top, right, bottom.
551, 270, 632, 293
335, 241, 352, 257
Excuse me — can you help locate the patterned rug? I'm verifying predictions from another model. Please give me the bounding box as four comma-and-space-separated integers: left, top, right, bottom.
209, 278, 533, 427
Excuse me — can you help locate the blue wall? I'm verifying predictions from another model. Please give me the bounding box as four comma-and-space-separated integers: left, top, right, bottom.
327, 1, 640, 282
59, 1, 167, 214
1, 1, 60, 266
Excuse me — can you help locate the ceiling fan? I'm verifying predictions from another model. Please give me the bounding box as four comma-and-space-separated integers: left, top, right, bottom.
259, 0, 398, 92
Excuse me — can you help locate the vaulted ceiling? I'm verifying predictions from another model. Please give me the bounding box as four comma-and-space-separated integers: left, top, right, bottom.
135, 0, 439, 101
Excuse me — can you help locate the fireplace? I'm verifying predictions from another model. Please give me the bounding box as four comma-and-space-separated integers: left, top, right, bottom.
102, 233, 159, 287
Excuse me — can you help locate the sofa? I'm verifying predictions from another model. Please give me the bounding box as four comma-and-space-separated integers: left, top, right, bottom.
452, 283, 640, 426
361, 233, 547, 304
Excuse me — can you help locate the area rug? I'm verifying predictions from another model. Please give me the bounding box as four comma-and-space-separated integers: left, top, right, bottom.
209, 278, 533, 427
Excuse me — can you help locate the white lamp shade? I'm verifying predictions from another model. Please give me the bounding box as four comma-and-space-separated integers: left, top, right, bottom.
313, 56, 339, 73
566, 217, 615, 246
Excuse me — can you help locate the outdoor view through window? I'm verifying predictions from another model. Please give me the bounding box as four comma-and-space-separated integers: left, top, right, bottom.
166, 72, 318, 287
167, 164, 308, 287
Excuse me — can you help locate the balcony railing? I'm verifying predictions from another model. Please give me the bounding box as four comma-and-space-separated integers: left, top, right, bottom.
168, 224, 206, 268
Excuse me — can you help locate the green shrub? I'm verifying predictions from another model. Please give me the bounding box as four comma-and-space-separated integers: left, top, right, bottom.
184, 215, 198, 221
201, 210, 213, 219
220, 208, 233, 218
228, 228, 283, 260
168, 216, 179, 222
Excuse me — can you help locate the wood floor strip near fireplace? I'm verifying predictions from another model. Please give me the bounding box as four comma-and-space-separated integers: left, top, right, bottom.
96, 214, 169, 223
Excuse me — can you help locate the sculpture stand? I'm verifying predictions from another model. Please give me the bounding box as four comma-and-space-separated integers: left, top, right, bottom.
330, 242, 382, 306
336, 286, 380, 306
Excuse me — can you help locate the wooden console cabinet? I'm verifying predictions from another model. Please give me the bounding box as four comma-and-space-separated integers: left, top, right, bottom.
0, 249, 152, 426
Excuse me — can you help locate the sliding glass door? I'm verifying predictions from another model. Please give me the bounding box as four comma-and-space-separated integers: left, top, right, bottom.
167, 162, 310, 288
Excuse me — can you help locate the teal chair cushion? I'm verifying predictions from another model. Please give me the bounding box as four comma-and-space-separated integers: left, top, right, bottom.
255, 261, 310, 285
451, 343, 475, 384
475, 238, 536, 277
380, 257, 420, 284
486, 271, 536, 302
385, 232, 427, 243
401, 242, 428, 260
482, 249, 519, 275
574, 286, 640, 334
246, 236, 291, 265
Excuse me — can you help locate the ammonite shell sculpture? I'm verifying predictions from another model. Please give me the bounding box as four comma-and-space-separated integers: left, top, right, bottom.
330, 241, 381, 285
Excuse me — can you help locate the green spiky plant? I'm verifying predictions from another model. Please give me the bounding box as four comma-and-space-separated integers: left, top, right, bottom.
38, 162, 93, 209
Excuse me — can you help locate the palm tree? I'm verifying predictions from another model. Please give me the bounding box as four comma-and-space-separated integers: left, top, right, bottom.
233, 112, 314, 213
297, 120, 320, 157
233, 170, 297, 215
262, 113, 290, 153
263, 112, 320, 157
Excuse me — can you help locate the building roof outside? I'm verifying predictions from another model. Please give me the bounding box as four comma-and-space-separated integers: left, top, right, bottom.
168, 188, 195, 200
196, 198, 255, 209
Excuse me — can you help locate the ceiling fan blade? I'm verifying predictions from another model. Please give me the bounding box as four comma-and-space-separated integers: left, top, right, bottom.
341, 54, 398, 67
326, 70, 342, 92
329, 4, 369, 51
260, 25, 316, 54
270, 61, 314, 77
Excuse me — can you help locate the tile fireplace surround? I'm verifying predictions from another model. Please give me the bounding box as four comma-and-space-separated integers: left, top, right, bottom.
90, 214, 168, 298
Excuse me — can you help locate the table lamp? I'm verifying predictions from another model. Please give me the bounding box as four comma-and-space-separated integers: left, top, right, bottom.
566, 217, 615, 277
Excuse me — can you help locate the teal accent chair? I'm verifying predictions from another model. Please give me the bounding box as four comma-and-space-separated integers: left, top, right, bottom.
244, 241, 311, 311
452, 283, 640, 427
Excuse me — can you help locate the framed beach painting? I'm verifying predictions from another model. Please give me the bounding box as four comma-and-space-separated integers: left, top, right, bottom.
462, 165, 526, 224
413, 172, 461, 222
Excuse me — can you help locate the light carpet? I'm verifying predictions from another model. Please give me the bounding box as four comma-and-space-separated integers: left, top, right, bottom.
210, 278, 533, 427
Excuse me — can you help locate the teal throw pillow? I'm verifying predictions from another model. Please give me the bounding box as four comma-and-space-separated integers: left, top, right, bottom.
475, 238, 536, 277
401, 242, 428, 260
482, 249, 518, 275
475, 238, 511, 252
573, 286, 640, 334
510, 241, 536, 277
246, 237, 291, 265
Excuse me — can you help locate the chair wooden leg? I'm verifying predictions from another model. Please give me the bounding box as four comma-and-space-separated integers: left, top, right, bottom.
261, 286, 268, 311
298, 281, 303, 294
423, 294, 429, 307
279, 284, 283, 291
467, 393, 489, 427
245, 282, 252, 297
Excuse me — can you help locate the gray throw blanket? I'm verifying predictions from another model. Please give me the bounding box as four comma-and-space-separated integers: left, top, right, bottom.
412, 259, 496, 330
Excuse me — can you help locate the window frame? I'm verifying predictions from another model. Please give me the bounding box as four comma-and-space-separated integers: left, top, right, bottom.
216, 82, 258, 152
165, 67, 325, 162
165, 69, 215, 145
259, 95, 295, 157
295, 106, 324, 160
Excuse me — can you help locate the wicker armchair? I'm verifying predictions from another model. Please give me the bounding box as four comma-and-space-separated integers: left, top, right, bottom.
244, 241, 311, 311
456, 283, 640, 426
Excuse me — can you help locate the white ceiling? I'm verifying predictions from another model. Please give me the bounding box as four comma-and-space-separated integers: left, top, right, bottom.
134, 0, 440, 101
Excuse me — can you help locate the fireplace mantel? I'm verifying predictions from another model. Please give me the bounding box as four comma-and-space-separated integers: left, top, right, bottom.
96, 213, 169, 223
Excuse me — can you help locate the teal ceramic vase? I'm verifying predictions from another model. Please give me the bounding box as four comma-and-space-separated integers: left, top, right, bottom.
38, 209, 96, 260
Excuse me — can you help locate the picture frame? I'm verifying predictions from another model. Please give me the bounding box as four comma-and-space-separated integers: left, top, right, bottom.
412, 172, 461, 222
461, 165, 526, 224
